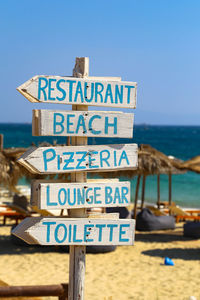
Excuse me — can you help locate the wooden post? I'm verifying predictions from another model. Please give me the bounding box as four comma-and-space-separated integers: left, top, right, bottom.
133, 175, 141, 219
68, 57, 89, 300
168, 173, 172, 214
0, 134, 3, 151
141, 175, 146, 209
157, 174, 160, 209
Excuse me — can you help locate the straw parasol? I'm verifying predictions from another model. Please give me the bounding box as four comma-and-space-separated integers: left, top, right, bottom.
1, 147, 70, 192
90, 144, 184, 218
176, 155, 200, 174
0, 148, 33, 192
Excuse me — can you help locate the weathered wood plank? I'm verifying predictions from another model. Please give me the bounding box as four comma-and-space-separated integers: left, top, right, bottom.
12, 217, 135, 246
18, 144, 138, 174
31, 181, 130, 209
17, 75, 137, 108
32, 110, 134, 138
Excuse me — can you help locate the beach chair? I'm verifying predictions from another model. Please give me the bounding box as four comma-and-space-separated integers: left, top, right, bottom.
145, 205, 167, 216
0, 204, 25, 225
169, 205, 200, 222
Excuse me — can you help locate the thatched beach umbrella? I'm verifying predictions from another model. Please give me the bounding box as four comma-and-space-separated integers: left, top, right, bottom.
177, 155, 200, 174
90, 144, 184, 218
133, 144, 184, 218
0, 148, 31, 191
1, 147, 70, 192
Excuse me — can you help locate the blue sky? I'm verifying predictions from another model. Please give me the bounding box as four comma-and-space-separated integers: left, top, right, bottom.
0, 0, 200, 124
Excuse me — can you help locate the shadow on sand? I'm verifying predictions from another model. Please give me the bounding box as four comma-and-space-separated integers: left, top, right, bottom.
0, 234, 63, 255
142, 247, 200, 261
135, 225, 192, 243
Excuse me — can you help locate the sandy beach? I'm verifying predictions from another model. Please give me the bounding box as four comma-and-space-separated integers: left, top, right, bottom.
0, 219, 200, 300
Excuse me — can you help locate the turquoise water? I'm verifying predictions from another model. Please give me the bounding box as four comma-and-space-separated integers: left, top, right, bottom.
1, 124, 200, 208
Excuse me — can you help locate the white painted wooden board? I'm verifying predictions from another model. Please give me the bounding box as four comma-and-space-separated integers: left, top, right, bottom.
18, 144, 138, 174
12, 217, 135, 246
17, 75, 137, 108
32, 110, 134, 138
31, 181, 130, 209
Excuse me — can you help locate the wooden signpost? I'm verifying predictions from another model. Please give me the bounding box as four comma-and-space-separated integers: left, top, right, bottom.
13, 57, 138, 300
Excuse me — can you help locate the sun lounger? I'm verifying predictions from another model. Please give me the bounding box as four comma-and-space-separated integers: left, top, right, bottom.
0, 204, 26, 225
169, 205, 200, 222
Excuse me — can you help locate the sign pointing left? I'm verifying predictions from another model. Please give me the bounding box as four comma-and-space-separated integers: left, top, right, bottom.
17, 75, 137, 108
12, 217, 135, 246
18, 144, 138, 174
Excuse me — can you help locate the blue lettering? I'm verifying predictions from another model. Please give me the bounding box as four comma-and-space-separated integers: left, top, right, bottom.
46, 185, 57, 206
43, 148, 56, 171
54, 224, 67, 243
69, 189, 76, 206
66, 114, 75, 134
104, 84, 113, 103
42, 221, 56, 242
53, 113, 64, 134
94, 187, 101, 204
84, 224, 94, 242
74, 81, 84, 103
104, 116, 117, 135
56, 79, 66, 101
88, 151, 98, 169
77, 188, 85, 205
85, 187, 93, 204
57, 155, 61, 170
73, 225, 82, 243
118, 150, 130, 166
115, 85, 123, 104
76, 151, 87, 170
48, 78, 56, 100
38, 77, 48, 100
105, 186, 112, 204
119, 224, 130, 242
76, 115, 87, 134
96, 224, 106, 242
100, 150, 110, 167
68, 224, 72, 242
63, 152, 74, 170
88, 115, 101, 135
114, 187, 120, 204
95, 82, 104, 103
125, 85, 135, 104
107, 224, 118, 242
84, 82, 94, 103
67, 80, 76, 102
121, 187, 129, 204
58, 188, 67, 206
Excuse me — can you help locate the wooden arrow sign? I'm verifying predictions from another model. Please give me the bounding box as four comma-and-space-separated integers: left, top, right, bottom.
31, 180, 130, 209
18, 144, 138, 174
17, 75, 137, 108
12, 217, 135, 246
32, 110, 134, 138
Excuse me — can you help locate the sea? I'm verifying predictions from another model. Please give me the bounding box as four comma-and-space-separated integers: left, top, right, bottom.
1, 123, 200, 208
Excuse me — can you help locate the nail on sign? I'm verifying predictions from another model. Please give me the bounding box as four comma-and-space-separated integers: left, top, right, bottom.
17, 76, 137, 108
